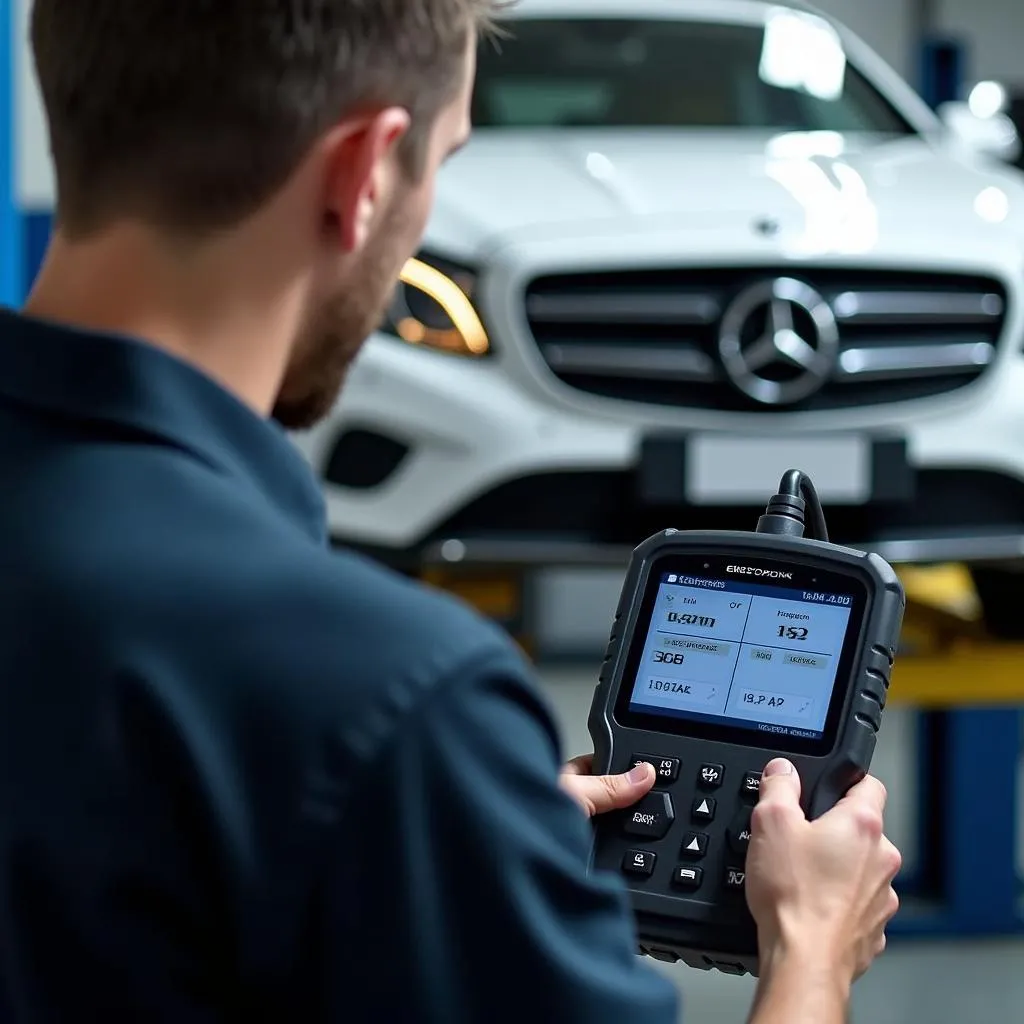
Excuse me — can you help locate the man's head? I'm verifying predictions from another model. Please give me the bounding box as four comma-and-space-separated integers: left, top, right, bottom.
30, 0, 500, 427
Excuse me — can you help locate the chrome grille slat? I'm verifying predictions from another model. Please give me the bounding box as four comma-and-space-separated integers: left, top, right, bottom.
836, 342, 997, 380
524, 268, 1007, 412
526, 293, 720, 324
543, 343, 717, 381
831, 290, 1004, 324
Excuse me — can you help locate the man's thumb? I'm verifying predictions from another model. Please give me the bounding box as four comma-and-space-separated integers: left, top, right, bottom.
758, 758, 802, 804
624, 760, 656, 791
589, 761, 656, 814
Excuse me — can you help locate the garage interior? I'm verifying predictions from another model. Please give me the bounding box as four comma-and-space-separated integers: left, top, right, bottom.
8, 0, 1024, 1021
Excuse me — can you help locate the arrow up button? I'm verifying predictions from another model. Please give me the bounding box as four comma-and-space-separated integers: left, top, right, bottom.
691, 796, 717, 823
680, 832, 709, 859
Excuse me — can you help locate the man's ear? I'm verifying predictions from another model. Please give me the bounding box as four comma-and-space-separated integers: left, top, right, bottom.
323, 108, 412, 253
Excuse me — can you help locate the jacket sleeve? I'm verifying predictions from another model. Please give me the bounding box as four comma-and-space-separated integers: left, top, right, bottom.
321, 646, 681, 1024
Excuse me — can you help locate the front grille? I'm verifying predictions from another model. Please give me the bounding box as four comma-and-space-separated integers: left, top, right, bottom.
524, 267, 1008, 411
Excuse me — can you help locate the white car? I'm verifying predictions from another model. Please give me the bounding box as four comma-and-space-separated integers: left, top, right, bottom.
294, 0, 1024, 636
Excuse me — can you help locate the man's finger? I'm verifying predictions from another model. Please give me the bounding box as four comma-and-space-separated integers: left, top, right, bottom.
832, 773, 888, 816
561, 761, 655, 817
757, 758, 802, 807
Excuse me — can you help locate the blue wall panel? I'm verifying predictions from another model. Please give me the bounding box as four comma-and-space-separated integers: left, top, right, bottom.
919, 37, 966, 109
23, 211, 51, 291
1, 0, 24, 306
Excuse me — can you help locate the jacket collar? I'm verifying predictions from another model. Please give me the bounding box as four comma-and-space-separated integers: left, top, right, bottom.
0, 309, 327, 542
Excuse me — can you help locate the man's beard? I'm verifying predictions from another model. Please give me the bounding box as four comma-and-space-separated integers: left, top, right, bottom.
272, 200, 414, 431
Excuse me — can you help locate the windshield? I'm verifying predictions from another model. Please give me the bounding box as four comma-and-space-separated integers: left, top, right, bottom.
473, 15, 915, 135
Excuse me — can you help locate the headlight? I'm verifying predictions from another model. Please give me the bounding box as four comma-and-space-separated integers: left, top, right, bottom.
382, 253, 490, 356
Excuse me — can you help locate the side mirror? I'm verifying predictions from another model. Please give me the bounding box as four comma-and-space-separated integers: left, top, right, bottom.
937, 100, 1022, 163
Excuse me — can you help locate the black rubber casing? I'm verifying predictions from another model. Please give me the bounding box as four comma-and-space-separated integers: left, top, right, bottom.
588, 530, 905, 977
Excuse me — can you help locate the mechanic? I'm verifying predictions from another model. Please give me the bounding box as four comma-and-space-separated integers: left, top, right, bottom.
0, 2, 900, 1022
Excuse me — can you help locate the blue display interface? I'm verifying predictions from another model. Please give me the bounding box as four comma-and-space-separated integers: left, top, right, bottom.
627, 573, 855, 741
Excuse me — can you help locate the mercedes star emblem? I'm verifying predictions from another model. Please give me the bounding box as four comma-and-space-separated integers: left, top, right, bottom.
717, 278, 840, 406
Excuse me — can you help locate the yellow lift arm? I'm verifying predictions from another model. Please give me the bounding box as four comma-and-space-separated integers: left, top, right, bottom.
893, 564, 1024, 708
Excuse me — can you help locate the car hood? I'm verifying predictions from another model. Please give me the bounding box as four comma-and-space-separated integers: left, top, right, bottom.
425, 129, 1024, 259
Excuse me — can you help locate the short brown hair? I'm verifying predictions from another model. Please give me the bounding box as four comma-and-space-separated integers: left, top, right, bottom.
30, 0, 501, 237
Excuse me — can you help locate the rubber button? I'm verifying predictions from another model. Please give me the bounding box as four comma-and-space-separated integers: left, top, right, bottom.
672, 865, 703, 890
622, 850, 656, 877
680, 831, 709, 859
724, 866, 747, 891
632, 753, 680, 783
623, 791, 674, 840
741, 772, 762, 802
728, 811, 753, 857
692, 796, 716, 822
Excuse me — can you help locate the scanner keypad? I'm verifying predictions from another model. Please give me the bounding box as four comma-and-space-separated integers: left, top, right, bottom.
617, 756, 766, 897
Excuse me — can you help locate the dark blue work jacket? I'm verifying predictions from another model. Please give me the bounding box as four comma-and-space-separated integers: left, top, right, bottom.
0, 311, 678, 1023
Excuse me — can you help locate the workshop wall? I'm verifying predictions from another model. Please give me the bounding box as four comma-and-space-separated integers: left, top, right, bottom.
935, 0, 1024, 86
812, 0, 914, 79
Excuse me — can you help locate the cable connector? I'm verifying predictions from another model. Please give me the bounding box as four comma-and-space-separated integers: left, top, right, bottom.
755, 469, 829, 543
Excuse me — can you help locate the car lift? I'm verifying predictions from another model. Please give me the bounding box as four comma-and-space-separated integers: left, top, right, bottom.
420, 559, 1024, 939
887, 564, 1023, 937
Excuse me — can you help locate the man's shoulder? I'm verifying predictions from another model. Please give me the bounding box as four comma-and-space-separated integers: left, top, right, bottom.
70, 503, 532, 772
64, 454, 509, 681
207, 544, 532, 751
288, 546, 521, 681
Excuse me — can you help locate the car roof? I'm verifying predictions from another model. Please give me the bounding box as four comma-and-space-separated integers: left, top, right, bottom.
501, 0, 819, 25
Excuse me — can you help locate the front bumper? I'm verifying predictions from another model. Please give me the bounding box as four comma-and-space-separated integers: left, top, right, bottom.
296, 335, 1024, 568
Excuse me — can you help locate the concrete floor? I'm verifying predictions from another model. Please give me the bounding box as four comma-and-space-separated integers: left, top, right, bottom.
537, 663, 1024, 1024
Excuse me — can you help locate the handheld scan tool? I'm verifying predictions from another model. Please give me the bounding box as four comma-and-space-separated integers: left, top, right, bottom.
588, 471, 905, 977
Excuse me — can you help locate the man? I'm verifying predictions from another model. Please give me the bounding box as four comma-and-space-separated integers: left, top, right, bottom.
0, 2, 900, 1021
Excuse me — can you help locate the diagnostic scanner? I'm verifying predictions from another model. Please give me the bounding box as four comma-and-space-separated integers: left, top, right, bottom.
588, 470, 905, 977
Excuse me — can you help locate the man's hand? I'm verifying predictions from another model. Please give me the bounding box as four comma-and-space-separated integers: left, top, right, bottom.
745, 758, 902, 1024
560, 755, 656, 817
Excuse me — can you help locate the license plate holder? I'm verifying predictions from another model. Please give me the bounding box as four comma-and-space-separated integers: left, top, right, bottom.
638, 435, 911, 507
